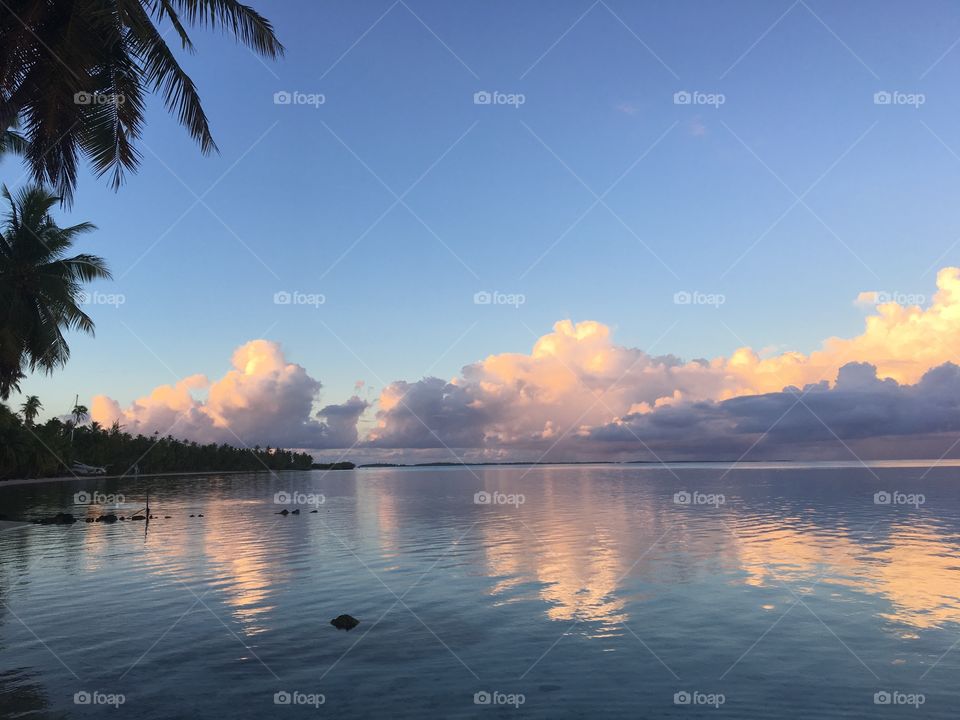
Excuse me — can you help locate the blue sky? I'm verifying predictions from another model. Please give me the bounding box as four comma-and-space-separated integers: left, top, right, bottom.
8, 0, 960, 425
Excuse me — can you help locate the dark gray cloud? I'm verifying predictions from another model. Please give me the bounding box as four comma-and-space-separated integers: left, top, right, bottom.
361, 361, 960, 461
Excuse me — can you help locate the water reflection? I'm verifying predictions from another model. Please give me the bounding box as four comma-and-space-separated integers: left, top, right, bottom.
3, 466, 960, 719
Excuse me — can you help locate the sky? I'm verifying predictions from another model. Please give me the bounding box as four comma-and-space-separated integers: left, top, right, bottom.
8, 0, 960, 462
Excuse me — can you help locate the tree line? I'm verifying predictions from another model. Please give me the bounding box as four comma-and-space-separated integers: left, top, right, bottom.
0, 399, 313, 480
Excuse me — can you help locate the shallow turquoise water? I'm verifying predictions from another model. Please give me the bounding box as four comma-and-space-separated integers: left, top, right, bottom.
1, 464, 959, 718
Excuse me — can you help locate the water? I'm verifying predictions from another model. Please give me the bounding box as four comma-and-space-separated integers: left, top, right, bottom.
1, 464, 959, 718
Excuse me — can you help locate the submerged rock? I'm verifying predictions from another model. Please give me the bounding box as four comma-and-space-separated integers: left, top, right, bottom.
310, 510, 318, 513
131, 515, 146, 521
330, 614, 360, 631
164, 515, 172, 519
36, 513, 77, 525
291, 509, 300, 515
277, 509, 289, 516
96, 514, 118, 524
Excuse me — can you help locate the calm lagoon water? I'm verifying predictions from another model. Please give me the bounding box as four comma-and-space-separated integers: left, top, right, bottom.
1, 464, 960, 718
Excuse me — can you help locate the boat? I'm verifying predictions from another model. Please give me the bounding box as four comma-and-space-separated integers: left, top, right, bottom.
71, 461, 106, 476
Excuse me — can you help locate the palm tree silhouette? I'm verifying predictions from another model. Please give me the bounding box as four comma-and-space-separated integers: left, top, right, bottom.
71, 403, 88, 426
0, 185, 111, 398
20, 394, 41, 425
0, 0, 284, 202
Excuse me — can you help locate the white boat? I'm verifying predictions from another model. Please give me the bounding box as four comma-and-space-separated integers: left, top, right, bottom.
71, 461, 106, 476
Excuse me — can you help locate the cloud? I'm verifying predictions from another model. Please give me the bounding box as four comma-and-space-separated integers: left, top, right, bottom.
91, 268, 960, 461
367, 268, 960, 459
92, 340, 367, 449
586, 361, 960, 459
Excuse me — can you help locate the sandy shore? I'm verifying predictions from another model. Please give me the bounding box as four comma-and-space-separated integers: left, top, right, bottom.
0, 469, 281, 488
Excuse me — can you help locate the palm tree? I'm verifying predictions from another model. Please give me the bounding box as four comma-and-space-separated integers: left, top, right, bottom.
0, 185, 111, 398
71, 403, 88, 425
20, 394, 41, 425
0, 0, 284, 203
0, 122, 27, 158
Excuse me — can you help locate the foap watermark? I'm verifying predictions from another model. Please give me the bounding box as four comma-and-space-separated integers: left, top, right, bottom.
674, 490, 725, 508
474, 490, 525, 508
274, 290, 325, 308
74, 691, 125, 708
860, 290, 926, 307
274, 491, 325, 508
473, 690, 525, 708
79, 290, 125, 308
874, 690, 925, 708
673, 290, 725, 308
74, 91, 125, 106
874, 90, 925, 108
274, 690, 325, 708
473, 90, 525, 108
874, 491, 925, 509
474, 290, 525, 308
674, 690, 725, 708
75, 490, 126, 506
274, 90, 325, 108
673, 90, 725, 108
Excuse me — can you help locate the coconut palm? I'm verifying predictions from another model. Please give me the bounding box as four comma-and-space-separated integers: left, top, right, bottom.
72, 404, 89, 425
20, 394, 41, 425
0, 0, 284, 203
1, 122, 28, 158
0, 184, 111, 399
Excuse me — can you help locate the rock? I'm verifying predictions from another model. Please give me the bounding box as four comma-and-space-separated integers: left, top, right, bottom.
291, 509, 300, 515
131, 515, 146, 521
96, 514, 118, 524
310, 510, 318, 513
198, 514, 204, 517
189, 514, 195, 518
37, 513, 77, 525
330, 614, 360, 631
164, 516, 171, 519
85, 518, 95, 523
277, 509, 289, 516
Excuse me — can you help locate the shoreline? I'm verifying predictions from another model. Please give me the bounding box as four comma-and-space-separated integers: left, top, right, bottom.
3, 457, 960, 489
0, 468, 287, 488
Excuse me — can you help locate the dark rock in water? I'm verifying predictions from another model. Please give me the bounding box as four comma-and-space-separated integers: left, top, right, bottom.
291, 509, 300, 515
37, 513, 77, 525
310, 510, 318, 513
198, 514, 204, 517
277, 509, 289, 516
164, 516, 171, 519
330, 614, 360, 631
97, 514, 118, 524
85, 518, 95, 523
131, 515, 146, 521
189, 514, 195, 518
119, 516, 126, 521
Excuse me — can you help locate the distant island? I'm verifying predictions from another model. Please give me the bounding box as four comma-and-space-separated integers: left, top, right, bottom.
311, 462, 356, 470
359, 459, 796, 468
